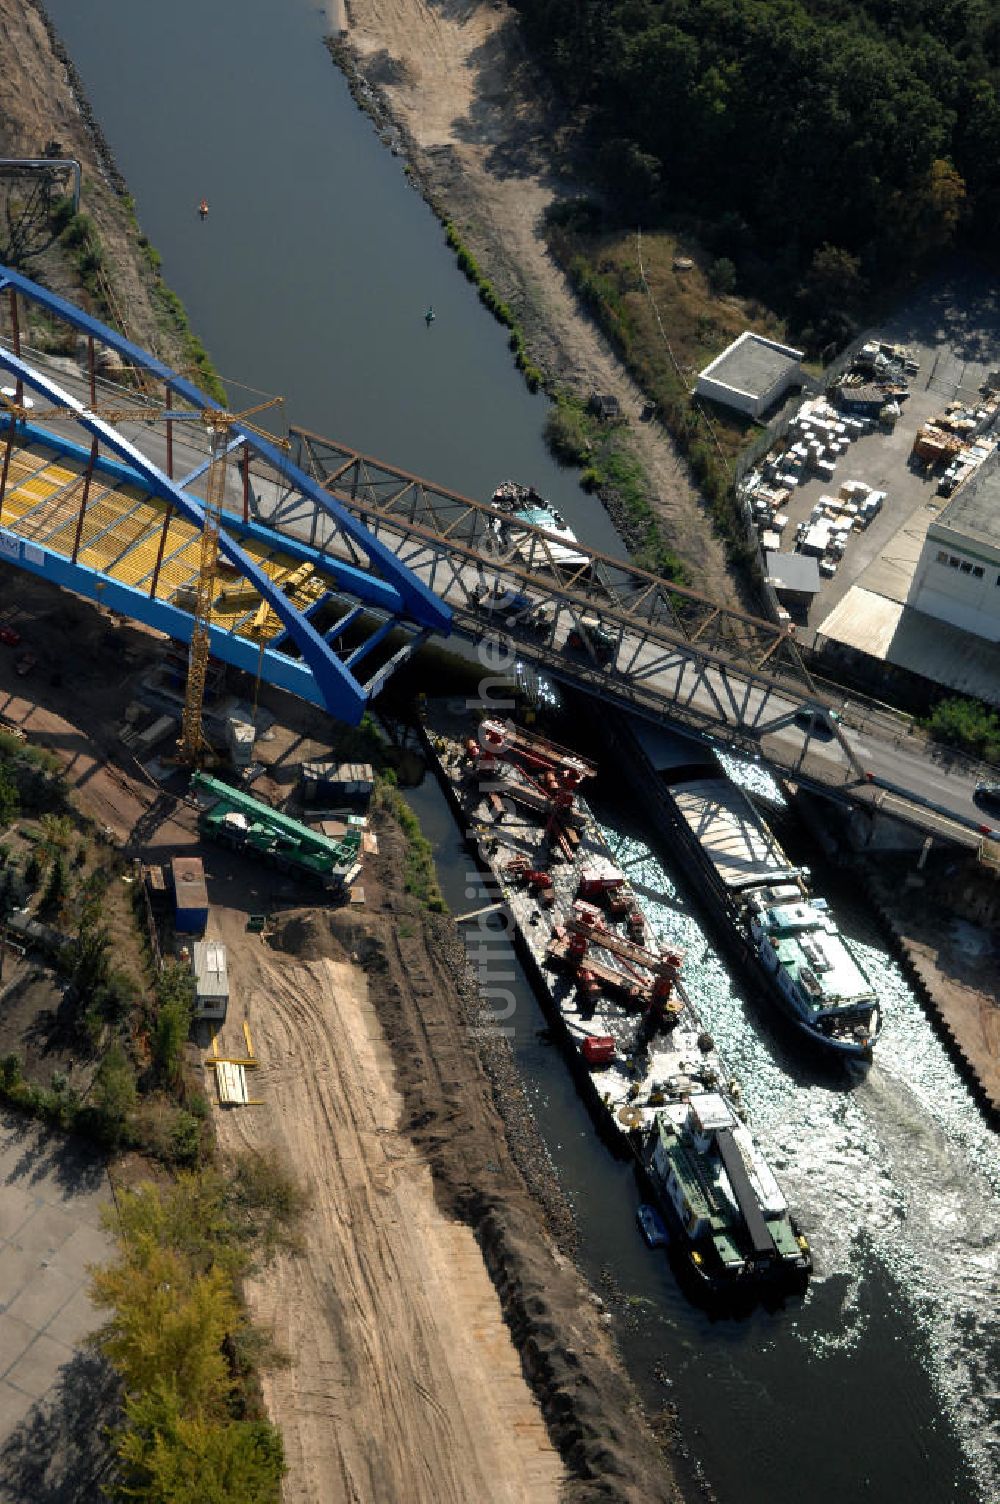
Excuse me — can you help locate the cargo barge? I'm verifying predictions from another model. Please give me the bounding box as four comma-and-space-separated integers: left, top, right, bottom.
618, 720, 881, 1060
424, 703, 811, 1296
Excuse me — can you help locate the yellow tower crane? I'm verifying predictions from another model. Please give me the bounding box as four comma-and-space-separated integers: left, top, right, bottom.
174, 399, 288, 765
178, 421, 228, 765
0, 387, 291, 763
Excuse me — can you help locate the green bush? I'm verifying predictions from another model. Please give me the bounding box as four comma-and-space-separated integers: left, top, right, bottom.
374, 779, 447, 913
169, 1110, 203, 1167
93, 1045, 138, 1136
545, 399, 592, 466
925, 697, 1000, 762
153, 963, 195, 1086
442, 221, 542, 393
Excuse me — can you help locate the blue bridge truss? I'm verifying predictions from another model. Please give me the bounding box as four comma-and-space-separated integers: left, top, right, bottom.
0, 264, 451, 723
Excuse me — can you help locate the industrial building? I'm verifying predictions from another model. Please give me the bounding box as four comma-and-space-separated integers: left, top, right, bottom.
764, 551, 820, 607
908, 451, 1000, 641
192, 939, 230, 1021
695, 332, 804, 418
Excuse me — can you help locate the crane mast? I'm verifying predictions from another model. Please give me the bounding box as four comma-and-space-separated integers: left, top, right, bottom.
179, 425, 227, 764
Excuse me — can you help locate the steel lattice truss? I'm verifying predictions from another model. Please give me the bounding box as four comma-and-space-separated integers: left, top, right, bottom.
291, 428, 821, 751
0, 266, 451, 723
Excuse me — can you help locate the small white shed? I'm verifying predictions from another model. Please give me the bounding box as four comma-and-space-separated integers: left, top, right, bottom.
192, 939, 230, 1021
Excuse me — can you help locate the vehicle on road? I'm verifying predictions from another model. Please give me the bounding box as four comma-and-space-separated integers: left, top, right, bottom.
0, 626, 22, 647
973, 780, 1000, 815
14, 652, 36, 676
793, 704, 842, 737
566, 615, 615, 664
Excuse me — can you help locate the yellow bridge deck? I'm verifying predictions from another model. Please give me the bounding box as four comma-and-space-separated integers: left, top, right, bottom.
0, 433, 331, 643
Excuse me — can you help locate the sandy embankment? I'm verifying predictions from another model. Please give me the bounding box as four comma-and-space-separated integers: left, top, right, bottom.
2, 0, 190, 364
338, 0, 735, 602
212, 926, 563, 1503
208, 815, 680, 1504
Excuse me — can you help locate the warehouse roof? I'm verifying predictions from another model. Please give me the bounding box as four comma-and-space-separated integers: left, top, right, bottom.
698, 331, 803, 401
935, 447, 1000, 547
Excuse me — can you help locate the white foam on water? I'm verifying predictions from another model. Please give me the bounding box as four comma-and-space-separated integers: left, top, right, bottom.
602, 827, 1000, 1501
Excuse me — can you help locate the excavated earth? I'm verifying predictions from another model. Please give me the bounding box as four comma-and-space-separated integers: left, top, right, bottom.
213, 815, 682, 1503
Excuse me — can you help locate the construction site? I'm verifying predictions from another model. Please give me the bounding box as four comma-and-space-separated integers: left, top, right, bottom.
0, 262, 682, 1502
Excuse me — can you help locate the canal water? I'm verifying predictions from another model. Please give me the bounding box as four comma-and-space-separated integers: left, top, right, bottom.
45, 0, 621, 556
408, 757, 999, 1504
43, 2, 1000, 1500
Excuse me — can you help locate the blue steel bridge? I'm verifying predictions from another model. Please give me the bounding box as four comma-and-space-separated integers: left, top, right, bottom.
0, 265, 450, 725
0, 265, 996, 847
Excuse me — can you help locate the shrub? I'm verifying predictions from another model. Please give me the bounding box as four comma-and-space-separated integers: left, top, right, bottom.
93, 1045, 137, 1135
925, 697, 1000, 761
169, 1110, 203, 1167
153, 965, 194, 1086
544, 399, 592, 467
0, 766, 18, 827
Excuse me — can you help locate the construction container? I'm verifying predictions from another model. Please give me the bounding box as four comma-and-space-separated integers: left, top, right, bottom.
192, 939, 230, 1020
134, 713, 177, 756
300, 760, 374, 805
582, 1035, 616, 1067
171, 855, 209, 934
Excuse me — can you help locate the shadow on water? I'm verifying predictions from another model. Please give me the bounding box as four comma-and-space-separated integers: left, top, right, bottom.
42, 0, 623, 556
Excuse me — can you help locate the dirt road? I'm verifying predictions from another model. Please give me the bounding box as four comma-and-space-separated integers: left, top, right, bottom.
341, 0, 735, 599
211, 913, 565, 1503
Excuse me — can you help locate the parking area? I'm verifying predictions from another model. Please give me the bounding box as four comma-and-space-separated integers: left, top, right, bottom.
0, 1112, 117, 1501
746, 268, 1000, 649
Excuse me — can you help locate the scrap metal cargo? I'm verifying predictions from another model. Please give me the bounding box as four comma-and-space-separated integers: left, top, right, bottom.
425, 704, 811, 1295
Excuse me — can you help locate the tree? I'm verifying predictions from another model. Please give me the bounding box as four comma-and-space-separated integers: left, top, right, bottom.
39, 812, 73, 856
116, 1389, 285, 1504
800, 244, 865, 313
708, 257, 736, 295
908, 157, 967, 254
40, 852, 68, 914
23, 848, 44, 892
0, 765, 18, 828
91, 1243, 240, 1413
67, 907, 112, 994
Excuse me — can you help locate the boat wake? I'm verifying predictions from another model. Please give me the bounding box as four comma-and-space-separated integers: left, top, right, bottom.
603, 829, 1000, 1502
